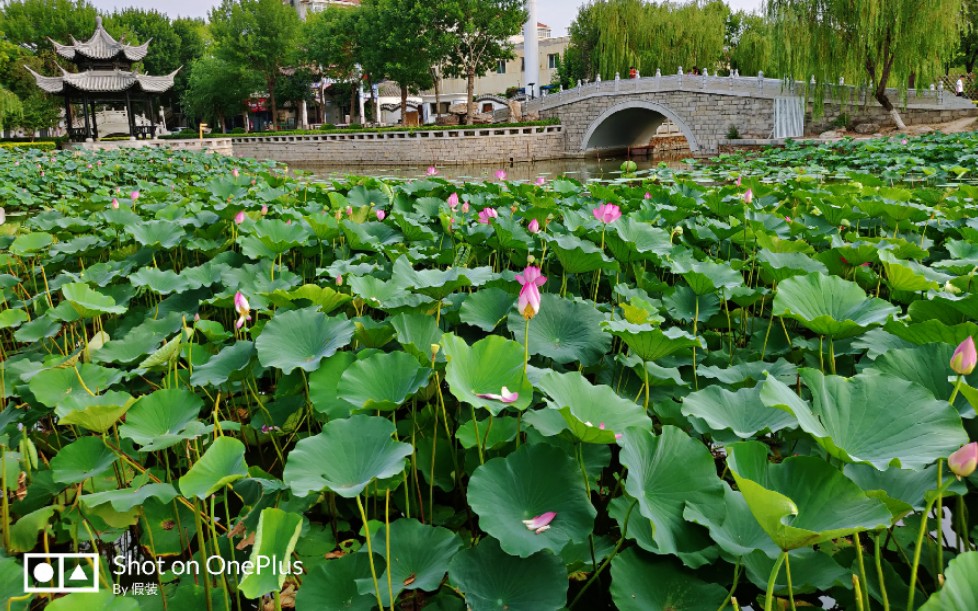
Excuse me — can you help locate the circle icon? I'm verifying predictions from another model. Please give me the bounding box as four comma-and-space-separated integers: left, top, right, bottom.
32, 562, 55, 583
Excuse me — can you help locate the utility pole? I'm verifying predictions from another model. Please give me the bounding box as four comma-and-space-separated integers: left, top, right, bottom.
523, 0, 540, 99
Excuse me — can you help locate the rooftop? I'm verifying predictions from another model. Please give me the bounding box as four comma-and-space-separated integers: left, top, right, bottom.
49, 16, 150, 63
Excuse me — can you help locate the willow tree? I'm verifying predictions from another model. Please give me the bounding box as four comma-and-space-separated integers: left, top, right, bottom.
767, 0, 964, 130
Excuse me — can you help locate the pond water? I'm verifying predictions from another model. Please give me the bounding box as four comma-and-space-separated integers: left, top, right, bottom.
287, 155, 694, 183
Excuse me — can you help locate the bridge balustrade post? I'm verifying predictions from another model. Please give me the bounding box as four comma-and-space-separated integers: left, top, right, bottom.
615, 73, 620, 93
758, 71, 764, 93
678, 66, 683, 89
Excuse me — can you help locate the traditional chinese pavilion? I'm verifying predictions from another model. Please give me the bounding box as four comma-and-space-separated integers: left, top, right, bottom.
27, 17, 179, 141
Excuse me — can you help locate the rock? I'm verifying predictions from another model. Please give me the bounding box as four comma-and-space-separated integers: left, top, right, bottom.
853, 123, 880, 134
819, 130, 843, 139
435, 114, 459, 126
507, 100, 523, 123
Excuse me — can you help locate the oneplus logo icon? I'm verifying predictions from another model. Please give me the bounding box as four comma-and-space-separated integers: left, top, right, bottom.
24, 553, 100, 593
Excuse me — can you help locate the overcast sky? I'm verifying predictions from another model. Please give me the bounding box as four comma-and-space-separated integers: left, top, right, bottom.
89, 0, 766, 34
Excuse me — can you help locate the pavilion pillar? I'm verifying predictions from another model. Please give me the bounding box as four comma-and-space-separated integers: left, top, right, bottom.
125, 90, 136, 138
148, 96, 157, 138
63, 94, 73, 139
81, 97, 91, 140
90, 100, 99, 140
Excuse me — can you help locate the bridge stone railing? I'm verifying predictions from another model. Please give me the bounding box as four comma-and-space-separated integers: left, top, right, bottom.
526, 73, 975, 114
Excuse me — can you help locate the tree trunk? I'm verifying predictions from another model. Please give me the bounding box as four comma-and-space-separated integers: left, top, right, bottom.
243, 111, 249, 133
218, 112, 225, 133
867, 48, 906, 131
466, 65, 476, 125
268, 76, 278, 131
400, 84, 408, 125
349, 84, 358, 124
432, 66, 441, 121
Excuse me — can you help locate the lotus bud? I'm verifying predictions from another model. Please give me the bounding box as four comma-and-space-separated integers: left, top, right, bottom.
495, 169, 507, 181
950, 337, 977, 375
528, 218, 540, 233
111, 198, 119, 209
644, 192, 652, 200
430, 343, 441, 356
945, 281, 962, 295
744, 188, 753, 204
346, 206, 353, 216
234, 211, 246, 225
462, 202, 470, 213
535, 176, 546, 186
948, 442, 978, 479
232, 168, 239, 178
261, 205, 269, 216
447, 192, 459, 209
336, 275, 343, 286
736, 176, 742, 186
131, 190, 140, 201
376, 209, 386, 221
527, 255, 536, 264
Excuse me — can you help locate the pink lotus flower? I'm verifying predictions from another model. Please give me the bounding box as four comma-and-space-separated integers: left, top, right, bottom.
111, 198, 119, 209
131, 190, 140, 201
232, 168, 239, 178
234, 211, 246, 225
447, 193, 459, 209
535, 176, 546, 186
516, 265, 547, 320
951, 337, 977, 375
949, 442, 978, 479
644, 192, 651, 199
593, 203, 622, 224
785, 216, 792, 223
376, 209, 386, 221
736, 176, 742, 186
744, 189, 753, 204
478, 207, 498, 224
528, 218, 540, 233
461, 202, 470, 213
346, 206, 353, 217
260, 205, 269, 216
426, 166, 438, 176
234, 291, 251, 329
86, 164, 92, 169
495, 169, 507, 181
522, 512, 556, 534
336, 275, 343, 286
901, 139, 908, 145
476, 387, 519, 403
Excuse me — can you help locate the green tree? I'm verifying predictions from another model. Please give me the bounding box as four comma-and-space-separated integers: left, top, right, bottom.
0, 0, 97, 51
209, 0, 299, 129
182, 55, 260, 132
767, 0, 965, 129
955, 0, 978, 73
300, 5, 363, 123
358, 0, 448, 121
431, 0, 526, 124
0, 84, 22, 131
728, 12, 773, 77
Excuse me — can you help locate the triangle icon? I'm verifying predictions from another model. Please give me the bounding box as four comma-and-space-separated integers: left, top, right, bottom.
68, 565, 88, 581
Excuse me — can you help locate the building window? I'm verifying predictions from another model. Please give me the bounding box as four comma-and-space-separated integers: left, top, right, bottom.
497, 60, 507, 74
548, 53, 559, 70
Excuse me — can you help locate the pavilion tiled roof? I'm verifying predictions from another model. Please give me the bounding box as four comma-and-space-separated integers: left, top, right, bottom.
49, 17, 150, 63
26, 66, 180, 94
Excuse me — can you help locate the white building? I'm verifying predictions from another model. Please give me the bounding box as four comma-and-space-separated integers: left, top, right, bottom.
285, 0, 361, 20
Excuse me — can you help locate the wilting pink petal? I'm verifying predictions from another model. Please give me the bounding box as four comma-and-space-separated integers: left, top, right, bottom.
535, 176, 546, 186
528, 218, 540, 233
426, 166, 438, 176
111, 198, 119, 209
234, 211, 246, 225
495, 169, 507, 181
234, 291, 251, 329
949, 442, 978, 479
515, 265, 547, 288
744, 188, 753, 204
478, 207, 498, 224
592, 203, 622, 224
447, 192, 459, 209
476, 386, 519, 403
131, 190, 140, 201
951, 337, 977, 375
376, 209, 386, 221
522, 512, 556, 534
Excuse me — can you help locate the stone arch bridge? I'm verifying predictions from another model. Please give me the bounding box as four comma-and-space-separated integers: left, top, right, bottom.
524, 74, 977, 156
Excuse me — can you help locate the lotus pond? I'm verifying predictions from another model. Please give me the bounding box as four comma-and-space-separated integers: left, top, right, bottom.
1, 133, 978, 611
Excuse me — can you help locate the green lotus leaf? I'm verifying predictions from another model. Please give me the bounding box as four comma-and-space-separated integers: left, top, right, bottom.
307, 352, 359, 419
507, 294, 611, 366
348, 275, 431, 310
9, 506, 57, 553
29, 364, 123, 408
726, 441, 891, 550
125, 219, 185, 248
610, 547, 727, 611
50, 437, 118, 485
178, 436, 249, 499
619, 427, 724, 565
608, 216, 672, 258
467, 443, 596, 558
773, 273, 898, 338
460, 287, 515, 331
441, 333, 534, 415
757, 249, 828, 283
55, 390, 135, 433
255, 307, 355, 373
81, 482, 179, 512
390, 311, 443, 360
448, 538, 568, 611
119, 388, 208, 452
681, 383, 797, 439
918, 551, 978, 610
342, 220, 404, 252
284, 415, 412, 498
0, 555, 30, 610
337, 351, 431, 411
884, 319, 978, 346
456, 415, 519, 450
603, 320, 703, 362
843, 462, 967, 520
549, 233, 619, 274
358, 519, 462, 606
682, 485, 781, 561
128, 267, 191, 294
535, 370, 650, 443
0, 308, 28, 329
282, 284, 352, 314
189, 341, 256, 387
61, 283, 127, 317
742, 548, 849, 595
45, 590, 138, 611
238, 508, 304, 599
9, 231, 53, 256
761, 370, 967, 470
868, 342, 977, 416
391, 257, 495, 297
680, 260, 744, 295
295, 553, 380, 611
879, 251, 949, 292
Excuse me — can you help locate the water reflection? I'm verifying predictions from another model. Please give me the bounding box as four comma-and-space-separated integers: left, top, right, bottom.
288, 156, 693, 183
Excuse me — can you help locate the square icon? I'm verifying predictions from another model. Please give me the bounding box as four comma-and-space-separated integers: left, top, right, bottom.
24, 553, 99, 593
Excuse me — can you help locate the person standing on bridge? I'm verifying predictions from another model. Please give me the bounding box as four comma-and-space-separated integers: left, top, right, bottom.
957, 75, 965, 96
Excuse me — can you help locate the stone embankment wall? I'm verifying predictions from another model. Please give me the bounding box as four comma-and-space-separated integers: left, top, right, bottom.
807, 102, 978, 135
232, 125, 565, 165
70, 138, 234, 155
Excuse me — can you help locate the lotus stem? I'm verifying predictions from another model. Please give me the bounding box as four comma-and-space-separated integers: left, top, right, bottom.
784, 552, 797, 611
907, 495, 937, 610
193, 499, 215, 611
854, 532, 870, 611
692, 296, 700, 390
936, 458, 944, 579
356, 494, 385, 611
717, 560, 741, 611
853, 574, 865, 611
523, 318, 530, 376
764, 551, 786, 611
568, 499, 637, 609
385, 490, 395, 611
642, 359, 650, 411
949, 375, 962, 406
874, 532, 890, 611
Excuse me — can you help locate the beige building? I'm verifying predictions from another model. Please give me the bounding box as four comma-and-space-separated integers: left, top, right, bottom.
285, 0, 361, 20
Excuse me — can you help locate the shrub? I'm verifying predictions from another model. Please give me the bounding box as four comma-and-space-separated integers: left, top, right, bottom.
726, 124, 741, 139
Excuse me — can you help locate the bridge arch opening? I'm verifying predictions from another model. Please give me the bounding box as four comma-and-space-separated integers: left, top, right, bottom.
580, 101, 700, 154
